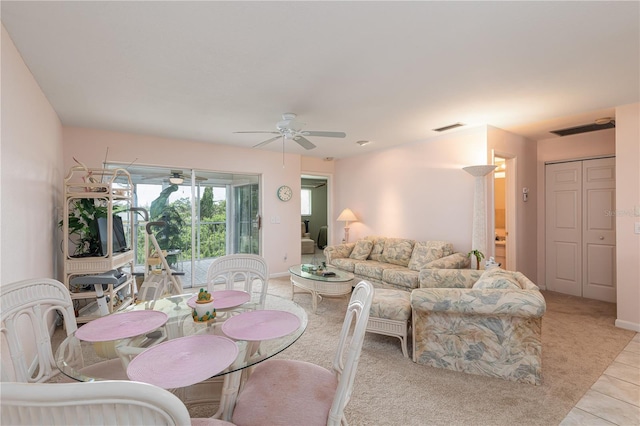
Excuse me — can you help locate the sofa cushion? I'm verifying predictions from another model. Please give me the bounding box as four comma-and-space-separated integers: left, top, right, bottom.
382, 268, 419, 290
380, 238, 415, 267
370, 289, 412, 321
365, 236, 386, 261
442, 242, 454, 257
472, 268, 521, 290
331, 257, 360, 273
350, 239, 374, 260
408, 241, 450, 271
355, 261, 403, 281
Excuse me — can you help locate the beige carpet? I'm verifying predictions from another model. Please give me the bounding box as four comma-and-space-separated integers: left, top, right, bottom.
238, 277, 634, 426
51, 277, 635, 425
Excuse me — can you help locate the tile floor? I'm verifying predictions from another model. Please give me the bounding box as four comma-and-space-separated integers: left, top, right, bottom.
561, 332, 640, 425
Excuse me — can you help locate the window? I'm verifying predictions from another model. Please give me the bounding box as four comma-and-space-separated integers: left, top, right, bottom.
301, 188, 312, 216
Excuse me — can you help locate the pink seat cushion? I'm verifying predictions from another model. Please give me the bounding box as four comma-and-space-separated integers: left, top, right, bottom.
231, 359, 338, 426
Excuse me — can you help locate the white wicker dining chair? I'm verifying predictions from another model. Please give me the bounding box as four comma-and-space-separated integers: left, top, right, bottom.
1, 278, 129, 384
179, 255, 270, 413
1, 278, 80, 383
205, 254, 269, 310
230, 280, 374, 426
0, 380, 235, 425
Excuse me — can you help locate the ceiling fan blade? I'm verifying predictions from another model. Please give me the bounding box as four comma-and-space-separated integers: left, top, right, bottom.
253, 135, 282, 148
141, 174, 168, 180
301, 131, 346, 138
234, 131, 280, 134
294, 136, 316, 150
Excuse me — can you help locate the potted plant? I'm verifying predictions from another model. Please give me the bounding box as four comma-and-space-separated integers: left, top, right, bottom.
62, 198, 109, 256
468, 249, 485, 270
61, 198, 129, 257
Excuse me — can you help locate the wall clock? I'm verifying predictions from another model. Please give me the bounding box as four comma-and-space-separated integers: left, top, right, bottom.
277, 185, 293, 202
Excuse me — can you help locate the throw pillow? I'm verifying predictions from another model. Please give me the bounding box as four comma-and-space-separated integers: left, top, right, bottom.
472, 268, 521, 290
408, 241, 448, 271
350, 240, 374, 260
380, 238, 415, 267
365, 236, 386, 261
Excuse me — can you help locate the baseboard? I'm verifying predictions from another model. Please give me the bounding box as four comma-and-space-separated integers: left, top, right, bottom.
615, 318, 640, 332
270, 272, 290, 279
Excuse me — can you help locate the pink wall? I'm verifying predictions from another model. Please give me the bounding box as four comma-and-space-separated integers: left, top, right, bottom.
1, 25, 64, 283
333, 127, 488, 255
535, 128, 616, 289
333, 125, 539, 281
63, 127, 305, 276
614, 103, 640, 332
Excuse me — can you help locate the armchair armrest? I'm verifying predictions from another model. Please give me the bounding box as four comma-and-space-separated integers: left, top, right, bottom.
411, 287, 547, 318
424, 252, 471, 270
419, 268, 482, 289
323, 243, 355, 265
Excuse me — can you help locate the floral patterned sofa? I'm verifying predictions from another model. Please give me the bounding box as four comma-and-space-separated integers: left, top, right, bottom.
411, 268, 546, 385
324, 236, 469, 290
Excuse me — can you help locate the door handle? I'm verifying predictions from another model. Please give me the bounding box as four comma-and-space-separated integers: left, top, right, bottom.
599, 236, 604, 240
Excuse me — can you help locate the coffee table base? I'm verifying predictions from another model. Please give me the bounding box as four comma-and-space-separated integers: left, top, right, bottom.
290, 275, 353, 313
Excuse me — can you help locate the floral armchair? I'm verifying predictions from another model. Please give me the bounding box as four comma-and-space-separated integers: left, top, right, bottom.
411, 268, 546, 385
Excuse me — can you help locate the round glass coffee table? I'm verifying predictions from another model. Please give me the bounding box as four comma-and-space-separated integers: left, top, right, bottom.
289, 265, 354, 313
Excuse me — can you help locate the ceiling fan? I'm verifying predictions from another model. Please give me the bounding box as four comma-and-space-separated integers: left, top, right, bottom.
235, 112, 346, 150
142, 170, 207, 185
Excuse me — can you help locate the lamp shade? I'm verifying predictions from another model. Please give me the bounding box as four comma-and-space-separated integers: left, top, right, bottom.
337, 208, 358, 222
462, 165, 497, 177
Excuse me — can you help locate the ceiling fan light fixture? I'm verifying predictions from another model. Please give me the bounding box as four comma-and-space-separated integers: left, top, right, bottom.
169, 174, 184, 185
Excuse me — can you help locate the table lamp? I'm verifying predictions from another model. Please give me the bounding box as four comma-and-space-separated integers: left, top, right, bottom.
337, 208, 358, 243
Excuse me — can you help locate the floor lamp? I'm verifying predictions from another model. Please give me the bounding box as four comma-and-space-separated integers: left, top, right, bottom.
463, 165, 497, 269
337, 208, 358, 243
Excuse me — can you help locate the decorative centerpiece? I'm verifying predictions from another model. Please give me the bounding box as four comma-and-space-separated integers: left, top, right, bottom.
192, 288, 216, 322
301, 263, 317, 273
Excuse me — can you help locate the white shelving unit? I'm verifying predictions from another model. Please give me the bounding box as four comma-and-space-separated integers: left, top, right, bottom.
62, 166, 136, 323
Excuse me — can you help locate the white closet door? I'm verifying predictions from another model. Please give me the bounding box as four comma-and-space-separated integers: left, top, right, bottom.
546, 162, 582, 296
545, 157, 616, 302
582, 158, 616, 302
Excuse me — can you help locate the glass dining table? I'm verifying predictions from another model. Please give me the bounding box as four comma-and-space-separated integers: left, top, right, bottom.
55, 291, 308, 420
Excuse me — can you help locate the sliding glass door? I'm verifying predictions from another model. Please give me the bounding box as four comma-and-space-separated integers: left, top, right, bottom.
233, 183, 260, 254
107, 164, 260, 288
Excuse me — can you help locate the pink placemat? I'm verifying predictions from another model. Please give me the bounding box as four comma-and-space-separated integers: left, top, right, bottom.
187, 290, 251, 310
75, 311, 168, 342
221, 310, 301, 341
126, 335, 239, 389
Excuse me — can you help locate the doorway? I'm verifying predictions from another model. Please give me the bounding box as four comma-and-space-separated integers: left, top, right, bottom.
545, 157, 616, 302
493, 152, 517, 271
301, 174, 329, 262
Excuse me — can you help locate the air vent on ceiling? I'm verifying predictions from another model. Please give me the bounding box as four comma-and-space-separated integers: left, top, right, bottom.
550, 119, 615, 137
432, 122, 465, 132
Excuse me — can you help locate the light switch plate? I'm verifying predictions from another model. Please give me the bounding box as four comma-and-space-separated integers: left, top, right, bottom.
635, 222, 640, 234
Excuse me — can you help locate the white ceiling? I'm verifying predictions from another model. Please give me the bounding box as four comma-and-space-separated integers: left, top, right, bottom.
2, 1, 638, 159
